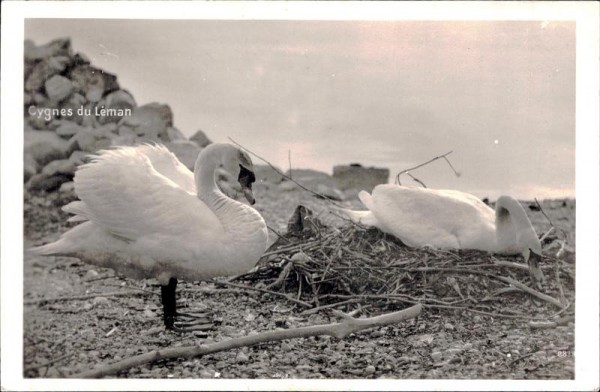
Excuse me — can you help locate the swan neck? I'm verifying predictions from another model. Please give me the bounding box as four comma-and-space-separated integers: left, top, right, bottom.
194, 147, 221, 195
494, 196, 536, 253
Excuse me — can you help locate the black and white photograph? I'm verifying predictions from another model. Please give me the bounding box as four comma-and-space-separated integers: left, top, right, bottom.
2, 2, 599, 391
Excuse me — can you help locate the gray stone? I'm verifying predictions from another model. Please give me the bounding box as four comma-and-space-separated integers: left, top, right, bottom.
25, 60, 58, 92
44, 75, 74, 102
24, 129, 70, 165
24, 38, 72, 61
70, 64, 119, 102
165, 141, 202, 170
24, 153, 39, 183
333, 164, 389, 192
68, 128, 112, 153
430, 351, 443, 362
96, 90, 136, 124
189, 130, 212, 148
48, 56, 71, 73
69, 150, 91, 166
27, 173, 72, 192
118, 103, 173, 142
42, 159, 76, 177
166, 126, 187, 142
59, 181, 75, 194
59, 93, 87, 125
56, 120, 84, 137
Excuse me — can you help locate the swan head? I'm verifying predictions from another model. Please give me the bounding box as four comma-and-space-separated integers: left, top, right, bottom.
519, 231, 544, 289
218, 144, 257, 205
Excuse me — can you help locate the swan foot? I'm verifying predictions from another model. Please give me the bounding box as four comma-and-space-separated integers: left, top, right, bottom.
161, 277, 215, 333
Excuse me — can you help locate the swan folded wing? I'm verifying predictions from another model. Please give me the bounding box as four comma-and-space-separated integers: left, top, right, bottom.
73, 150, 222, 243
369, 185, 494, 249
135, 144, 196, 194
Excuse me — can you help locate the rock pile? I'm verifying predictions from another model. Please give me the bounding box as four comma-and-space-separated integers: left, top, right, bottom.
23, 38, 211, 192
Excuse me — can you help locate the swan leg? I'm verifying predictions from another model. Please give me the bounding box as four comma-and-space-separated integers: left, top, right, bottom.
160, 277, 214, 333
161, 277, 178, 329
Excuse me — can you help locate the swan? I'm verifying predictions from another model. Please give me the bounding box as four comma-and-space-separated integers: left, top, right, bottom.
30, 143, 268, 331
340, 184, 544, 286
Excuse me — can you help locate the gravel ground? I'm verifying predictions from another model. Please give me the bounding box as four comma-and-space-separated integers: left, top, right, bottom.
23, 181, 576, 379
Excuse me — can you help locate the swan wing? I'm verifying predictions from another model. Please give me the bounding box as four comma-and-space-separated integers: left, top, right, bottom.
134, 144, 196, 193
369, 185, 495, 249
72, 147, 221, 243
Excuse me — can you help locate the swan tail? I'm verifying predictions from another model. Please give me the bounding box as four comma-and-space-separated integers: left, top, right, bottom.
334, 206, 378, 227
358, 190, 375, 210
28, 238, 72, 256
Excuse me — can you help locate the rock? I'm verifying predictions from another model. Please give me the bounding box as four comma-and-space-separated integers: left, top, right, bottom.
166, 126, 187, 142
48, 56, 71, 73
68, 128, 112, 153
365, 365, 376, 375
118, 103, 173, 142
56, 120, 84, 137
59, 93, 87, 124
112, 126, 138, 146
165, 140, 202, 170
69, 150, 90, 166
333, 164, 389, 192
42, 159, 76, 177
72, 52, 91, 67
59, 181, 75, 193
278, 181, 297, 192
24, 129, 70, 165
254, 165, 284, 185
27, 173, 72, 192
93, 296, 109, 306
444, 323, 455, 331
24, 153, 39, 183
70, 64, 119, 102
236, 352, 249, 363
25, 60, 58, 92
44, 75, 74, 102
189, 129, 212, 148
430, 351, 443, 362
96, 90, 137, 124
24, 38, 72, 61
91, 123, 118, 138
85, 269, 99, 279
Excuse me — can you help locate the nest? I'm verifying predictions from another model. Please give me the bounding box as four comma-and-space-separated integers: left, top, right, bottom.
238, 205, 575, 320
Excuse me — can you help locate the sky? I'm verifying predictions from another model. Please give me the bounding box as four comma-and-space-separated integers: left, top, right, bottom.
25, 19, 576, 200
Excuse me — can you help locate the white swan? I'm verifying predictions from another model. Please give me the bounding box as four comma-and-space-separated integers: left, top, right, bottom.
341, 184, 544, 286
30, 143, 268, 331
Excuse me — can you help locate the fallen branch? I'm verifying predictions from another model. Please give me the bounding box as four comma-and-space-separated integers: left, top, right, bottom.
493, 276, 563, 309
71, 304, 423, 378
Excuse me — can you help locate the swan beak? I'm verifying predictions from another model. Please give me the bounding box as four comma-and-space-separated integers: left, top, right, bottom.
526, 249, 545, 289
238, 165, 256, 205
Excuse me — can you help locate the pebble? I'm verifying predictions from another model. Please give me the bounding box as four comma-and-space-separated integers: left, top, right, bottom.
446, 348, 462, 356
431, 351, 443, 362
365, 365, 376, 375
444, 323, 455, 331
280, 342, 291, 351
93, 296, 109, 306
236, 352, 249, 363
143, 309, 157, 318
85, 269, 99, 279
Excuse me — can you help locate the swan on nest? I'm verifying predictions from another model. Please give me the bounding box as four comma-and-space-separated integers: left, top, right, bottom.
340, 184, 544, 287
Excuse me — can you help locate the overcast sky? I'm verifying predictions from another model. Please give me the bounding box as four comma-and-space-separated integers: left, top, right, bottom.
25, 19, 575, 200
